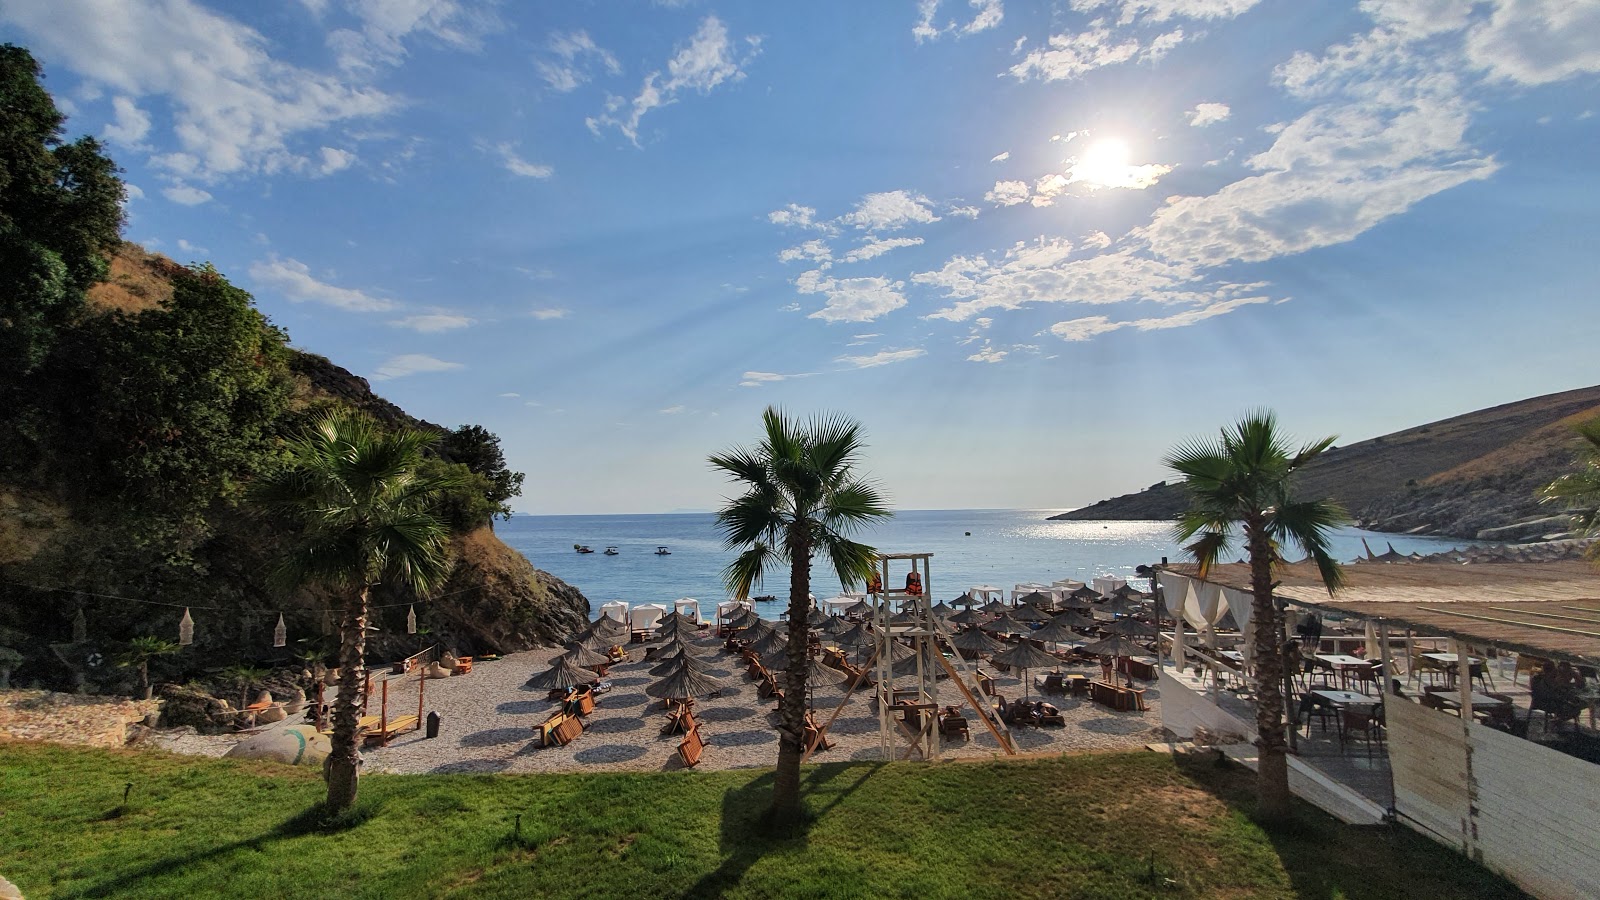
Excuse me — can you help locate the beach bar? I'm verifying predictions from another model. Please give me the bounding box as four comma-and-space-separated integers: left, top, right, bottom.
1156, 559, 1600, 900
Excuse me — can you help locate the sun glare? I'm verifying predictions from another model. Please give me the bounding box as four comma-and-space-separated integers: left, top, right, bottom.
1065, 136, 1171, 191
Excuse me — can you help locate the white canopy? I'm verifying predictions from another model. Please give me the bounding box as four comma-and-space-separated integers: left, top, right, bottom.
716, 600, 751, 617
1052, 579, 1086, 591
1092, 576, 1128, 597
820, 596, 855, 615
598, 601, 629, 623
629, 603, 667, 630
672, 598, 701, 623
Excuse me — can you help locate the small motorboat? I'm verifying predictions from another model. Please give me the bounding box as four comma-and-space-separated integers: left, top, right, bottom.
655, 546, 671, 556
575, 544, 594, 554
603, 546, 619, 556
752, 595, 777, 603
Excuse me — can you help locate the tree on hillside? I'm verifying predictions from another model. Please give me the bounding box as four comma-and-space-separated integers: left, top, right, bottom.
709, 408, 891, 828
438, 424, 525, 519
1540, 415, 1600, 559
1165, 411, 1347, 826
252, 411, 458, 812
0, 44, 125, 381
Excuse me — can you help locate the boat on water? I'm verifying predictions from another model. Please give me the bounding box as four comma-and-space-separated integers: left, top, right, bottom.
575, 544, 594, 554
604, 546, 619, 556
655, 546, 671, 555
752, 595, 777, 603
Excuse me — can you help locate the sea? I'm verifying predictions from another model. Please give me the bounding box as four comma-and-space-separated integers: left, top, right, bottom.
496, 509, 1476, 623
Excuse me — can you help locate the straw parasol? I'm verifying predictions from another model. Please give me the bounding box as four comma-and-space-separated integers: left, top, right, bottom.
572, 631, 613, 652
1112, 584, 1146, 599
645, 665, 728, 701
844, 599, 874, 617
649, 654, 716, 678
1098, 595, 1146, 618
1053, 609, 1098, 630
593, 615, 630, 636
1018, 591, 1054, 610
951, 592, 978, 608
981, 599, 1009, 615
950, 627, 1005, 656
929, 601, 955, 619
1056, 595, 1095, 611
657, 610, 698, 628
1068, 586, 1100, 602
804, 608, 827, 627
1079, 634, 1147, 687
1101, 617, 1160, 638
738, 618, 777, 641
651, 635, 712, 657
991, 641, 1062, 702
833, 621, 875, 650
982, 613, 1028, 636
747, 629, 788, 658
561, 644, 611, 668
725, 607, 760, 629
949, 608, 987, 627
524, 656, 593, 691
820, 614, 851, 636
1027, 616, 1084, 645
1011, 603, 1051, 622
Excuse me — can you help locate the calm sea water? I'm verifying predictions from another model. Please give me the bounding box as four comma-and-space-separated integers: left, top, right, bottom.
496, 509, 1474, 622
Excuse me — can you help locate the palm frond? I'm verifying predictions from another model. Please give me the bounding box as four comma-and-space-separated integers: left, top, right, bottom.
815, 533, 879, 592
714, 491, 787, 549
724, 543, 782, 600
1182, 530, 1231, 579
1267, 498, 1348, 593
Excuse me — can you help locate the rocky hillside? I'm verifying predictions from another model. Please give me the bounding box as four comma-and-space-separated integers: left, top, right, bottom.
1053, 384, 1600, 541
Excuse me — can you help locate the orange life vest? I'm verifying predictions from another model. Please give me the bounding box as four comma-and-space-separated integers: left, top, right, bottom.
905, 571, 923, 597
867, 572, 883, 595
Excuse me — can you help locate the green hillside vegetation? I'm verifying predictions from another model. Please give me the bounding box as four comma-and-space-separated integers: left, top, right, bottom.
0, 743, 1526, 900
1055, 384, 1600, 541
0, 45, 580, 693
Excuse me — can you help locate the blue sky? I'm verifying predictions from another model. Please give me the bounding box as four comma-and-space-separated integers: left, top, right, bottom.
4, 0, 1599, 514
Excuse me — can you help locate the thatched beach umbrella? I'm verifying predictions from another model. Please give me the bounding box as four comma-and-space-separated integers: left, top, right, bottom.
834, 622, 875, 650
649, 654, 715, 678
572, 632, 612, 652
950, 627, 1005, 657
1069, 586, 1101, 602
725, 607, 760, 628
1101, 617, 1160, 639
983, 613, 1028, 636
949, 608, 987, 627
820, 614, 851, 636
844, 599, 874, 617
951, 592, 978, 608
1018, 591, 1054, 610
1054, 609, 1098, 630
992, 641, 1062, 702
747, 629, 788, 658
1112, 584, 1146, 599
981, 599, 1009, 615
645, 665, 728, 702
524, 656, 594, 692
1028, 616, 1083, 646
1098, 595, 1146, 618
738, 618, 777, 642
561, 644, 611, 668
1012, 603, 1051, 622
1080, 634, 1147, 687
1056, 594, 1094, 612
929, 601, 955, 619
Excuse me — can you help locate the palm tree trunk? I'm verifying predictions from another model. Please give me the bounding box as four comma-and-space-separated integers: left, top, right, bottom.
769, 523, 812, 827
139, 661, 151, 701
1247, 521, 1292, 825
325, 586, 369, 812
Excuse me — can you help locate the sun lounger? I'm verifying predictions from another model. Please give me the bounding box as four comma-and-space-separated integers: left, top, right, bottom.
803, 712, 833, 752
677, 725, 706, 767
939, 709, 970, 741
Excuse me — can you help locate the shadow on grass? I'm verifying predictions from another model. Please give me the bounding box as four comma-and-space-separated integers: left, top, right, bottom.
74, 798, 385, 898
678, 763, 883, 898
1171, 752, 1527, 900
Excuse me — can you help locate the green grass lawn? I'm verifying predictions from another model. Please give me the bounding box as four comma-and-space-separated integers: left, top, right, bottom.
0, 743, 1524, 899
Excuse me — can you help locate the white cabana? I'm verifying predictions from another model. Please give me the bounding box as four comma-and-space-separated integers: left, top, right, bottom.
970, 585, 1004, 605
1011, 582, 1050, 602
598, 600, 629, 623
1092, 576, 1128, 597
1052, 579, 1086, 591
629, 603, 667, 631
673, 598, 701, 623
820, 596, 855, 616
716, 600, 751, 621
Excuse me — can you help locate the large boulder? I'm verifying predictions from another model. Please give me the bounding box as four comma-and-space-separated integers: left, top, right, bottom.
223, 724, 330, 766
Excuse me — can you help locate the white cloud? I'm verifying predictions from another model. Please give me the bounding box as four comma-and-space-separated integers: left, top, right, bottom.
176, 238, 206, 255
794, 270, 909, 323
986, 180, 1031, 206
914, 0, 1004, 42
1009, 27, 1144, 82
768, 203, 826, 230
659, 405, 687, 414
1081, 230, 1113, 250
103, 95, 150, 146
778, 239, 833, 266
391, 314, 473, 332
123, 183, 145, 200
841, 190, 939, 231
498, 392, 520, 398
587, 16, 760, 144
539, 29, 622, 92
318, 146, 355, 175
836, 348, 927, 368
1070, 0, 1261, 24
1049, 295, 1271, 342
740, 370, 807, 387
990, 151, 1010, 162
373, 353, 463, 380
0, 0, 398, 182
1465, 0, 1600, 85
841, 236, 923, 264
327, 0, 499, 73
531, 308, 569, 320
967, 344, 1007, 363
948, 205, 981, 218
162, 184, 213, 205
1050, 315, 1124, 341
249, 256, 395, 312
1187, 102, 1231, 126
488, 142, 554, 178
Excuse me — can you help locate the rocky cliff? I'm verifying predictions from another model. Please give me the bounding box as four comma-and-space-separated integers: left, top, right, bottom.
1052, 384, 1600, 542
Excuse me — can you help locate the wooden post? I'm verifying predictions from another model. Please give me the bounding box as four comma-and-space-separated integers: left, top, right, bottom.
362, 671, 372, 716
936, 653, 1013, 753
380, 678, 389, 735
418, 669, 425, 723
1377, 621, 1393, 696
1454, 638, 1472, 726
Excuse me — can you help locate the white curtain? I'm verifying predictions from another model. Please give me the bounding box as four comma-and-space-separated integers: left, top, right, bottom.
1364, 621, 1381, 660
1220, 586, 1255, 668
1171, 620, 1187, 670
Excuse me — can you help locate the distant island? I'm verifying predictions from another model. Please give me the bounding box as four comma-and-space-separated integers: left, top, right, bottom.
1052, 384, 1600, 542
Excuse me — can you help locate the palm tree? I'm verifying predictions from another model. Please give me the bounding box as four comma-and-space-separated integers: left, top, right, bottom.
117, 636, 180, 700
252, 411, 457, 812
710, 407, 891, 827
1540, 416, 1600, 558
1165, 411, 1347, 826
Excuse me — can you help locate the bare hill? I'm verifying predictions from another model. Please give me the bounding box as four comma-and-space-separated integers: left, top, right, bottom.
1052, 385, 1600, 541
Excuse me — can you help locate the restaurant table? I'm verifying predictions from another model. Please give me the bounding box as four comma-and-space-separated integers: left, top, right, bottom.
1435, 691, 1511, 712
1308, 689, 1378, 744
1315, 654, 1372, 690
1421, 653, 1487, 688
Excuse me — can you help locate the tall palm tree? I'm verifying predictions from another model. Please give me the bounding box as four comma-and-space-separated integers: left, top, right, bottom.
1165, 411, 1347, 826
252, 411, 457, 812
1540, 416, 1600, 558
710, 407, 891, 827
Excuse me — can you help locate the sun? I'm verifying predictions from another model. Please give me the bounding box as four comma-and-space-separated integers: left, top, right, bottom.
1070, 138, 1134, 187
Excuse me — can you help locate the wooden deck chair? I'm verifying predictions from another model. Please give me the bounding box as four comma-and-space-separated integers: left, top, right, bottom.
938, 711, 970, 741
552, 712, 584, 746
677, 725, 706, 767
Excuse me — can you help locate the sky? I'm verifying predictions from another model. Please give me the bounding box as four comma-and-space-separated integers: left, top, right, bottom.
3, 0, 1599, 515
